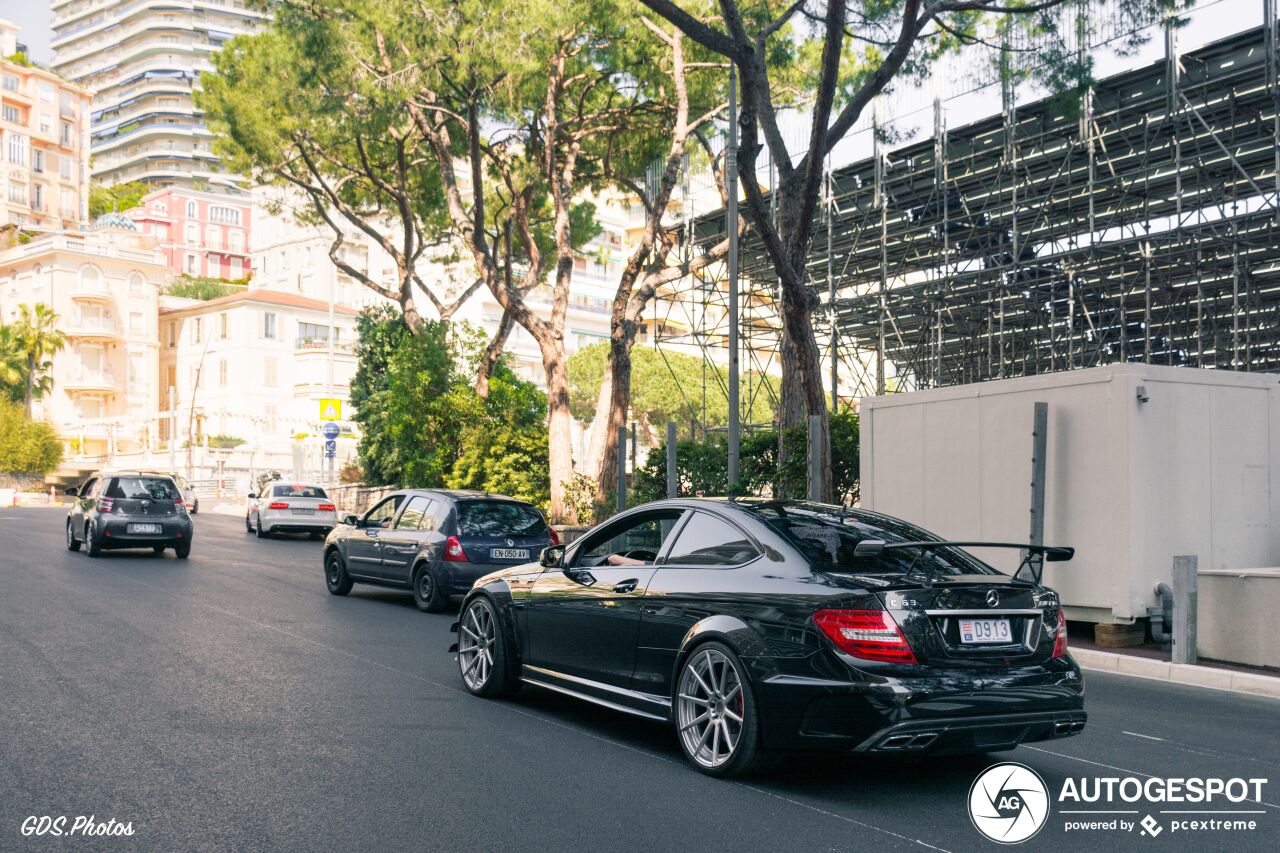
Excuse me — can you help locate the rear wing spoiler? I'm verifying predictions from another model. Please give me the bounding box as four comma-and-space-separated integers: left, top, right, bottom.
851, 540, 1075, 587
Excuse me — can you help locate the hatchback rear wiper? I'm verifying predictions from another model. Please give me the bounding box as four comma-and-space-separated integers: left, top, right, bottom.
851, 540, 1074, 588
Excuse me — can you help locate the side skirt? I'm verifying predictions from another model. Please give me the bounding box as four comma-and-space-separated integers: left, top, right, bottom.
521, 664, 671, 723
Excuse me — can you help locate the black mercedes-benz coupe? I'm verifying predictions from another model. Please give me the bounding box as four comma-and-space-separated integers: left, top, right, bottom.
451, 498, 1086, 776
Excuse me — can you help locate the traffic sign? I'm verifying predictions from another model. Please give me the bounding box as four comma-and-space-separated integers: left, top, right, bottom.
322, 422, 340, 440
324, 439, 337, 458
319, 398, 342, 420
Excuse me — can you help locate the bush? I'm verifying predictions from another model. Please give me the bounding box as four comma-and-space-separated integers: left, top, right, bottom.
0, 400, 63, 475
631, 410, 859, 504
350, 308, 550, 510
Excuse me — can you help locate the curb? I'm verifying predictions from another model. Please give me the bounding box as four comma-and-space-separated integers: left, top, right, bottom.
1073, 648, 1280, 700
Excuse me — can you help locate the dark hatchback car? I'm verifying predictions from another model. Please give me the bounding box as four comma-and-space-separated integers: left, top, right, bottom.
66, 472, 194, 558
323, 489, 556, 612
451, 498, 1085, 776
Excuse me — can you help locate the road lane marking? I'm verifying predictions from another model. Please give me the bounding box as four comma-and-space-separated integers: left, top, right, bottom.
1025, 746, 1280, 811
20, 540, 954, 853
1122, 731, 1164, 741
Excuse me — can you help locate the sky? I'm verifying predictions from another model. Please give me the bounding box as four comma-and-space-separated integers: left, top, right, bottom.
4, 3, 52, 64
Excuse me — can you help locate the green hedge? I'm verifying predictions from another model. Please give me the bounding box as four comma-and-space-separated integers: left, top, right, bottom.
0, 400, 63, 476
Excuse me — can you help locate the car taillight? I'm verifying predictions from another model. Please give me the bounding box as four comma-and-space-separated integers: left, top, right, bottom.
547, 526, 559, 545
99, 497, 114, 513
813, 609, 917, 664
444, 535, 469, 562
174, 498, 185, 508
1052, 608, 1069, 659
318, 503, 335, 512
268, 501, 289, 509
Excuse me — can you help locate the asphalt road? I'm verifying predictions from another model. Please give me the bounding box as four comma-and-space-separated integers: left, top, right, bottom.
2, 506, 1278, 853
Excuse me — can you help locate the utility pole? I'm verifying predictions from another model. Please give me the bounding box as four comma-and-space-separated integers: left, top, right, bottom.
168, 385, 176, 475
327, 271, 336, 485
726, 63, 741, 492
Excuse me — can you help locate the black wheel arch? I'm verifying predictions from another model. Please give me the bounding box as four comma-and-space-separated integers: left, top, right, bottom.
455, 580, 521, 667
672, 614, 779, 699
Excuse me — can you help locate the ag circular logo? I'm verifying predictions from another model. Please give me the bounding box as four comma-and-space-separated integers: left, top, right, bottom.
968, 762, 1050, 844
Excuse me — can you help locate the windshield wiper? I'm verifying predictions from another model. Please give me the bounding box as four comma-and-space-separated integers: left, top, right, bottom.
851, 540, 1075, 588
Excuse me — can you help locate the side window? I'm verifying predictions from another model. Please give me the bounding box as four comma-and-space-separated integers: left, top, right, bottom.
81, 478, 97, 498
663, 512, 760, 567
395, 495, 431, 529
417, 498, 440, 531
572, 510, 684, 567
363, 495, 404, 529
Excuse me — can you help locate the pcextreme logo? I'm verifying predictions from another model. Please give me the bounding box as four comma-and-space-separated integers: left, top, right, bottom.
968, 763, 1051, 844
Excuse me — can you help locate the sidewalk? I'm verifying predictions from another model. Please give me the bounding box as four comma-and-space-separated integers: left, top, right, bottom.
1072, 645, 1280, 700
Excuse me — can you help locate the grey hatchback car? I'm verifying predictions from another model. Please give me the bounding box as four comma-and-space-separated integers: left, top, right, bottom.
322, 489, 556, 612
66, 472, 194, 558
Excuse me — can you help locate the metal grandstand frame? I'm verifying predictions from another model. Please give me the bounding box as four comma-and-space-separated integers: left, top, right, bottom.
652, 5, 1280, 413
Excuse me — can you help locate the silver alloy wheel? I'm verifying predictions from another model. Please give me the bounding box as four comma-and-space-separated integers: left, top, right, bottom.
66, 521, 74, 547
458, 599, 496, 690
676, 647, 745, 769
85, 525, 94, 550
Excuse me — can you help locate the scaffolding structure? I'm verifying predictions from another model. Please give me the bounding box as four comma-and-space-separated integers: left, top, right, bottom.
656, 11, 1280, 408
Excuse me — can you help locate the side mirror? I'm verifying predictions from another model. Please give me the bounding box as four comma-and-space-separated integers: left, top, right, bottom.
540, 544, 566, 567
247, 492, 258, 500
854, 539, 886, 558
342, 514, 358, 526
64, 486, 78, 496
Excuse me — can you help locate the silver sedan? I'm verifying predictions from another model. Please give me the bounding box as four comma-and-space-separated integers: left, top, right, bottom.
246, 483, 337, 539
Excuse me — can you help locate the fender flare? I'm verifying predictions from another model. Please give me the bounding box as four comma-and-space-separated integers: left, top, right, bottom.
453, 580, 520, 667
672, 614, 779, 693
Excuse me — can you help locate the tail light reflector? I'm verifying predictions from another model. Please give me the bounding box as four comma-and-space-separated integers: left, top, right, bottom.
174, 498, 185, 508
547, 526, 560, 545
814, 609, 917, 664
444, 536, 469, 562
268, 501, 290, 509
98, 497, 115, 513
318, 503, 336, 512
1052, 608, 1069, 659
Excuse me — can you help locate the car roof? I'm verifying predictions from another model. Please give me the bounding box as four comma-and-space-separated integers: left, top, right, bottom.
398, 488, 528, 504
91, 470, 175, 479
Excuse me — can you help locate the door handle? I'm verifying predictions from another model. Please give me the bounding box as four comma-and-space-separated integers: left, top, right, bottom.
612, 579, 639, 594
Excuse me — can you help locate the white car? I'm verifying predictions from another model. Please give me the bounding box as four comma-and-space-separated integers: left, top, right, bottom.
246, 483, 336, 539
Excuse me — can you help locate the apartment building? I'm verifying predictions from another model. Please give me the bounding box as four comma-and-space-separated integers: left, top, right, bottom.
158, 289, 359, 455
50, 0, 268, 188
125, 186, 252, 278
0, 19, 93, 231
0, 220, 168, 456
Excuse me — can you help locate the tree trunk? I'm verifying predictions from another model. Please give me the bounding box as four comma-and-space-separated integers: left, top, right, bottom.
773, 190, 832, 501
541, 337, 576, 523
23, 354, 34, 416
594, 329, 634, 508
475, 309, 515, 398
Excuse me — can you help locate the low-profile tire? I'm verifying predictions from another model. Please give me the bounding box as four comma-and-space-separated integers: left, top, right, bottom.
84, 523, 102, 558
457, 596, 519, 697
191, 499, 199, 514
325, 550, 353, 596
66, 520, 80, 552
245, 514, 253, 533
255, 519, 269, 538
174, 542, 191, 559
153, 545, 166, 555
674, 641, 770, 777
413, 563, 447, 613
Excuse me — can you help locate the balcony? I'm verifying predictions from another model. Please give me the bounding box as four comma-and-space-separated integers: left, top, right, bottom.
63, 369, 120, 394
64, 314, 124, 342
68, 281, 113, 303
295, 338, 356, 355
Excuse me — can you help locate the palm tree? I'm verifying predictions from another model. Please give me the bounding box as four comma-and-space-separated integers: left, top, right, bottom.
8, 304, 68, 415
0, 324, 24, 399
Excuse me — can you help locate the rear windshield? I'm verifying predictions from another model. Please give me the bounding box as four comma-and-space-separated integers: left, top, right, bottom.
272, 484, 327, 498
107, 477, 180, 501
456, 501, 547, 537
745, 503, 997, 576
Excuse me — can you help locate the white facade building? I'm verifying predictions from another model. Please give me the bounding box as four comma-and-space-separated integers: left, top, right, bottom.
50, 0, 268, 188
158, 288, 360, 474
